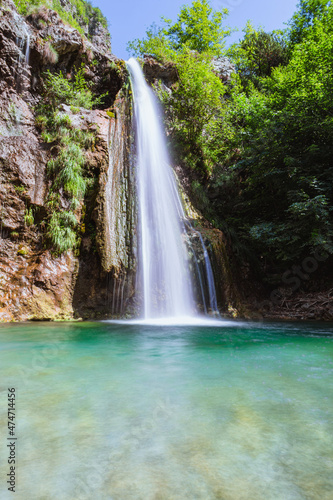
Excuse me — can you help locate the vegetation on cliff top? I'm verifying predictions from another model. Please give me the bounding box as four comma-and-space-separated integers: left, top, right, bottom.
13, 0, 108, 36
128, 0, 333, 282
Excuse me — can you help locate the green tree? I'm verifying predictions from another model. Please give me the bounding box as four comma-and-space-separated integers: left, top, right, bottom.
43, 65, 105, 111
228, 22, 289, 89
213, 1, 333, 265
127, 23, 175, 62
127, 0, 231, 60
127, 1, 231, 175
288, 0, 330, 45
165, 0, 230, 55
157, 50, 225, 174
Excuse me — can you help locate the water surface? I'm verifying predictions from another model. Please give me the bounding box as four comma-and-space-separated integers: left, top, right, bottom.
0, 320, 332, 499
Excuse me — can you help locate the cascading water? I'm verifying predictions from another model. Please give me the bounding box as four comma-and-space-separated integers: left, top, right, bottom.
14, 12, 30, 65
127, 58, 219, 320
24, 31, 30, 65
12, 12, 30, 95
195, 230, 219, 314
127, 58, 195, 318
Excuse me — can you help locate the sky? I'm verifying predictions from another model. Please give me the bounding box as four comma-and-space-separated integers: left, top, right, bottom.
92, 0, 300, 60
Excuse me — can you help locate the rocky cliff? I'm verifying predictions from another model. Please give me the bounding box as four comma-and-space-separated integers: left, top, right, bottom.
0, 0, 136, 321
0, 1, 243, 322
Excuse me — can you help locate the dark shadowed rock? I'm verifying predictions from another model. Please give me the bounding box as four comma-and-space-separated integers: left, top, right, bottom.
143, 55, 179, 88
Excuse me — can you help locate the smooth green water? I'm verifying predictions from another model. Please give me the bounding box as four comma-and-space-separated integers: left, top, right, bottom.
0, 320, 332, 500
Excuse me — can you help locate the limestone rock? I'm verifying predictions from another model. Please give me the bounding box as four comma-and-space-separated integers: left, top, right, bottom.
56, 0, 111, 54
211, 56, 235, 82
0, 239, 76, 321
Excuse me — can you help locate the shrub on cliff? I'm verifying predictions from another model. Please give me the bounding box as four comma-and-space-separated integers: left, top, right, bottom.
36, 67, 102, 254
154, 49, 226, 175
46, 211, 77, 254
13, 0, 108, 37
42, 66, 105, 111
227, 22, 289, 90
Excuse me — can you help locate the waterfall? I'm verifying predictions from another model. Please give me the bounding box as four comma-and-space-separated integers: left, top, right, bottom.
14, 13, 30, 65
12, 12, 30, 94
127, 58, 194, 318
127, 58, 219, 319
24, 31, 30, 65
195, 230, 219, 315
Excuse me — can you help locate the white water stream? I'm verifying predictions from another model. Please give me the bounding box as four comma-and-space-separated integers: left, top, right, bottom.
127, 58, 219, 320
14, 12, 30, 65
127, 58, 195, 318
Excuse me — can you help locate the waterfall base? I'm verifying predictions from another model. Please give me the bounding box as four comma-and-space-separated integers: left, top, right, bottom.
104, 315, 243, 327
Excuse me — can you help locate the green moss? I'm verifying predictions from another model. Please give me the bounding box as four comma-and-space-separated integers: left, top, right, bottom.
17, 246, 29, 256
70, 105, 80, 114
14, 185, 27, 194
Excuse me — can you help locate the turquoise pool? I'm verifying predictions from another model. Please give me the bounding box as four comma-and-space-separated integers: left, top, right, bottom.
0, 320, 332, 499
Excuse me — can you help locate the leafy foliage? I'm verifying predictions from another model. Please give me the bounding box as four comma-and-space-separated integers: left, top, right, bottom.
164, 0, 231, 55
36, 67, 98, 254
288, 0, 330, 45
128, 1, 229, 175
43, 66, 106, 111
228, 22, 289, 89
127, 0, 231, 60
212, 1, 333, 266
156, 50, 225, 174
127, 23, 175, 63
13, 0, 108, 36
24, 207, 34, 226
128, 0, 333, 277
46, 211, 77, 254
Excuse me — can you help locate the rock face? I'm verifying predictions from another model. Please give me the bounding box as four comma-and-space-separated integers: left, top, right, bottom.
200, 227, 246, 317
143, 55, 179, 89
175, 169, 246, 317
96, 97, 136, 275
56, 0, 112, 54
73, 96, 138, 319
0, 1, 136, 321
211, 56, 235, 82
